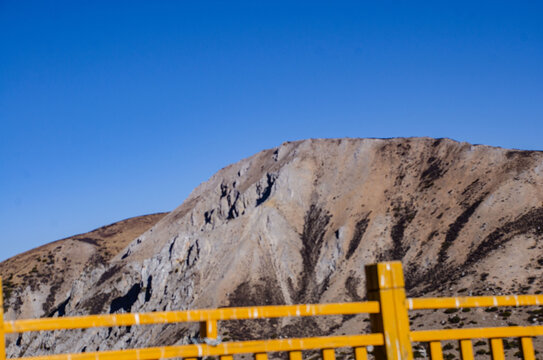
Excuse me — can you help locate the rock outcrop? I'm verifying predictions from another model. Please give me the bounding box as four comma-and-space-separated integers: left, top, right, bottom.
3, 138, 543, 358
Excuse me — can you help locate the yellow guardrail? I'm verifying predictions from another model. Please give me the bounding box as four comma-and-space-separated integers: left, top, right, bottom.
0, 261, 541, 360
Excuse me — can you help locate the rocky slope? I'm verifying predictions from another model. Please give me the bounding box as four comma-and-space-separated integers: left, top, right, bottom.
4, 138, 543, 359
0, 213, 167, 320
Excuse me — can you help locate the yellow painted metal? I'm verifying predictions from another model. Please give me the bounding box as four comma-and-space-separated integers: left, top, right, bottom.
255, 353, 268, 360
459, 340, 473, 360
13, 334, 385, 360
4, 301, 379, 333
392, 283, 412, 357
429, 342, 442, 360
408, 294, 543, 310
322, 348, 335, 360
520, 337, 535, 360
366, 262, 413, 360
220, 356, 233, 360
354, 347, 367, 360
0, 277, 5, 360
200, 319, 217, 339
411, 326, 543, 342
489, 338, 504, 360
288, 350, 302, 360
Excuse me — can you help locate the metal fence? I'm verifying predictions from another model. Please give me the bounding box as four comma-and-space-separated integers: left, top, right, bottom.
1, 261, 541, 360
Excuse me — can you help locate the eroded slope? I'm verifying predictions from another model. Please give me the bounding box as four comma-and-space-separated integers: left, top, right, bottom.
5, 138, 543, 359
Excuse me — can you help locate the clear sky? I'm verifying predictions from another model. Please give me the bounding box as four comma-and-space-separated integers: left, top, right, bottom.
1, 1, 542, 261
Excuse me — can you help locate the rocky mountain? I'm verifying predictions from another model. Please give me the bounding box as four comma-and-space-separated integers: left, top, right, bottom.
0, 213, 167, 320
3, 137, 543, 358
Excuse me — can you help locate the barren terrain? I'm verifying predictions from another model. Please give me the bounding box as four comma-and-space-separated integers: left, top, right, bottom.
0, 213, 167, 319
3, 137, 543, 359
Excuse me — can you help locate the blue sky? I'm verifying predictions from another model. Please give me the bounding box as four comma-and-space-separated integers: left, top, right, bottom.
1, 1, 542, 261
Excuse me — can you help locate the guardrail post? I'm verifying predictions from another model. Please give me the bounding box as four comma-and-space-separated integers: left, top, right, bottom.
322, 348, 335, 360
365, 261, 413, 360
200, 319, 217, 339
289, 350, 302, 360
0, 277, 6, 360
354, 347, 368, 360
520, 337, 535, 360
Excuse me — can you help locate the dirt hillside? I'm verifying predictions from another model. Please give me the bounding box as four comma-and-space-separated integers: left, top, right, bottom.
4, 138, 543, 359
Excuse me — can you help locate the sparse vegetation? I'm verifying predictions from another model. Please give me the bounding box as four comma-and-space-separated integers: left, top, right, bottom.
448, 315, 461, 324
3, 274, 15, 305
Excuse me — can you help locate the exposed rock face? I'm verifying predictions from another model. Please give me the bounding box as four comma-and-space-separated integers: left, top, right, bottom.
0, 213, 167, 320
4, 138, 543, 357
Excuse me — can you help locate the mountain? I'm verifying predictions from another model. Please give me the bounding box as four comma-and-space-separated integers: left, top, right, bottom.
0, 213, 167, 320
3, 137, 543, 358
